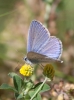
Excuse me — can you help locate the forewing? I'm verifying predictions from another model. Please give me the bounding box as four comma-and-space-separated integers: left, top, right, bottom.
27, 52, 62, 63
27, 20, 50, 52
37, 36, 62, 59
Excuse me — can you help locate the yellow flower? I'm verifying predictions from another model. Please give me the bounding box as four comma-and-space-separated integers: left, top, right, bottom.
19, 64, 34, 77
43, 64, 55, 80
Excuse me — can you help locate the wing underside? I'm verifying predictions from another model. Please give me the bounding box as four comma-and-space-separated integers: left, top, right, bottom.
27, 52, 62, 63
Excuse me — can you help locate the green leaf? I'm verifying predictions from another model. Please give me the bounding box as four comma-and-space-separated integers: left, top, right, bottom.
8, 72, 23, 92
0, 83, 17, 92
29, 90, 35, 97
33, 97, 37, 100
40, 83, 50, 93
24, 94, 31, 99
17, 93, 23, 100
29, 91, 41, 100
37, 93, 41, 100
8, 72, 21, 78
29, 82, 50, 100
16, 93, 30, 100
15, 93, 19, 99
34, 82, 50, 93
33, 82, 42, 89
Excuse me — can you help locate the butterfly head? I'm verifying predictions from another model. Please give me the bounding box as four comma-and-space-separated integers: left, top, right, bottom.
24, 56, 32, 65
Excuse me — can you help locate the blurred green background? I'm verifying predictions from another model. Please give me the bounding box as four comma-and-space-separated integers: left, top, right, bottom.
0, 0, 74, 100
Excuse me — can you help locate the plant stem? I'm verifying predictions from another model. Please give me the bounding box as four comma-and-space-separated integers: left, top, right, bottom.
30, 77, 49, 100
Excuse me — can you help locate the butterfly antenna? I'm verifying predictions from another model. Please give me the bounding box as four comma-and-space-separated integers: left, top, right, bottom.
15, 49, 26, 57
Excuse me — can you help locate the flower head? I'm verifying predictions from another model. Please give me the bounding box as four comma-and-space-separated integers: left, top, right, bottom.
19, 64, 34, 77
43, 64, 55, 80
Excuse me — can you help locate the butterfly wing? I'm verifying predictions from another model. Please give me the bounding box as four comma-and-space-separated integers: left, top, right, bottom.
27, 20, 62, 60
27, 20, 50, 52
27, 52, 62, 63
37, 36, 62, 59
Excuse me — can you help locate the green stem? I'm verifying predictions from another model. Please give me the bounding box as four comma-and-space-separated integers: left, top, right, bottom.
30, 77, 48, 100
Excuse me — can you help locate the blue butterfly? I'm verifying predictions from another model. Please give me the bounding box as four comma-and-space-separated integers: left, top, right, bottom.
24, 20, 63, 64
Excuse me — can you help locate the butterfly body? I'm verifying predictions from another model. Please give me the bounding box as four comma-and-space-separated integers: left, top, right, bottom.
24, 20, 63, 65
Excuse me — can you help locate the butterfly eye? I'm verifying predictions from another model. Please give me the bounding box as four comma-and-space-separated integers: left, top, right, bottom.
24, 57, 27, 61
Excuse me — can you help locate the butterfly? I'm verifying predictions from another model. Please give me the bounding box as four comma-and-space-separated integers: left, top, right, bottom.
24, 20, 63, 65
